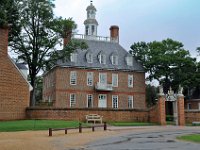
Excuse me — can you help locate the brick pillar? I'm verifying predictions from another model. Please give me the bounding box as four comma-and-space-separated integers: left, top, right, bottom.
0, 26, 9, 56
63, 30, 72, 48
177, 94, 185, 126
158, 95, 166, 125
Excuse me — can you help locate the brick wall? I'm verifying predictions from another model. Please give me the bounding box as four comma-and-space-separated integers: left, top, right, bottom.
149, 96, 166, 125
185, 110, 200, 123
0, 27, 30, 120
43, 67, 146, 109
26, 107, 149, 122
185, 99, 200, 110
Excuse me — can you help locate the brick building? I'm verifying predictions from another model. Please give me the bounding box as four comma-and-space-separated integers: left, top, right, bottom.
43, 2, 146, 110
0, 26, 31, 120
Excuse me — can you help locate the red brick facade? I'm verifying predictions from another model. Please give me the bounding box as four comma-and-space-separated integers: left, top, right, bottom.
43, 67, 146, 109
0, 27, 30, 120
185, 99, 200, 110
26, 107, 149, 122
185, 110, 200, 123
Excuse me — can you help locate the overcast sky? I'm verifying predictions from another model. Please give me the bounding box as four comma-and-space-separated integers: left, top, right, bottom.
54, 0, 200, 57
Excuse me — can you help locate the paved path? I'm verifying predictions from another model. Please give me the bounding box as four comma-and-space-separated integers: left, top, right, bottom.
82, 126, 200, 150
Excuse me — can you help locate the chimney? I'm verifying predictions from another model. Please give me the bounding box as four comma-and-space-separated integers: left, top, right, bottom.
63, 30, 72, 48
0, 25, 9, 55
110, 25, 119, 43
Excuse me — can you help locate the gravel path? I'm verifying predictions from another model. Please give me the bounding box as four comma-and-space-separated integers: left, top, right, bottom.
1, 126, 199, 150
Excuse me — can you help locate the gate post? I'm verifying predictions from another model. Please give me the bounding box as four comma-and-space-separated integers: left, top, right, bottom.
158, 95, 166, 125
177, 94, 185, 126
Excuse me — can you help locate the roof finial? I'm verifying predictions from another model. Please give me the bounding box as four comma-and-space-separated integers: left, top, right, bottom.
90, 0, 93, 5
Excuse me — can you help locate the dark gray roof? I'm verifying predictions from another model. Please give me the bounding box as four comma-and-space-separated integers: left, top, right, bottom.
16, 63, 28, 70
56, 40, 144, 72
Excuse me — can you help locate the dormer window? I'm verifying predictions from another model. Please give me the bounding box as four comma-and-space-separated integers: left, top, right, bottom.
126, 55, 133, 66
110, 53, 118, 65
86, 52, 93, 63
98, 51, 106, 64
70, 53, 77, 62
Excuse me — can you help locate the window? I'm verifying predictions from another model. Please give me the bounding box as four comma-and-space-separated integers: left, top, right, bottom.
111, 55, 118, 65
86, 25, 89, 35
128, 96, 133, 108
126, 56, 133, 66
87, 72, 93, 86
112, 95, 118, 108
112, 74, 118, 87
86, 52, 93, 63
92, 25, 95, 35
128, 75, 133, 87
70, 53, 77, 62
98, 52, 106, 64
187, 103, 191, 110
70, 71, 77, 85
70, 94, 76, 107
99, 73, 107, 85
87, 94, 93, 108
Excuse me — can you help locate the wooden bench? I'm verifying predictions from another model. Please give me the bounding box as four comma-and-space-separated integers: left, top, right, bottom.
86, 114, 103, 124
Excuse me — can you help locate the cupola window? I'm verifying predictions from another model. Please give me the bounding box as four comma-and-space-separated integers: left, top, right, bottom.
86, 52, 93, 63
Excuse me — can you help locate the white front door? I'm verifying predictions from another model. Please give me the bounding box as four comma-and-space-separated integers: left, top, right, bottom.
98, 94, 107, 108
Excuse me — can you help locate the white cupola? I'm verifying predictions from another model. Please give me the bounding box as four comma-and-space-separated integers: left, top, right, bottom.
84, 1, 98, 36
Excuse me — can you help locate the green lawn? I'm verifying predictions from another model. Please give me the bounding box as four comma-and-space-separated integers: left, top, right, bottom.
177, 134, 200, 143
108, 122, 156, 126
0, 120, 85, 132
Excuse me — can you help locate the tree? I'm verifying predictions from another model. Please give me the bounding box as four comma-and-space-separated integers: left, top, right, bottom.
0, 0, 21, 41
9, 0, 87, 106
146, 84, 157, 107
130, 39, 196, 94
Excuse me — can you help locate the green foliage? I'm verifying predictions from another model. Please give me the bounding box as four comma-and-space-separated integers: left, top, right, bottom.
146, 84, 158, 107
130, 39, 197, 94
0, 0, 21, 41
0, 120, 85, 132
9, 0, 88, 105
177, 134, 200, 143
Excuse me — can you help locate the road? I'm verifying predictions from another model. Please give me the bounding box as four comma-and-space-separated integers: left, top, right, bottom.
82, 126, 200, 150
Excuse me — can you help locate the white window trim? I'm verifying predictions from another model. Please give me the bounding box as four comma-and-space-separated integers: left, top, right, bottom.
126, 56, 133, 66
99, 53, 106, 64
70, 94, 76, 107
187, 103, 191, 110
128, 96, 133, 108
86, 52, 93, 63
87, 94, 93, 108
199, 103, 200, 110
99, 73, 107, 85
87, 72, 93, 86
128, 74, 133, 87
70, 53, 77, 62
70, 71, 77, 85
112, 95, 118, 108
112, 74, 118, 87
111, 55, 118, 65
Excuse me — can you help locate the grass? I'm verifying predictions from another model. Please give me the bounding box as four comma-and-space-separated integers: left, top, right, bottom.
177, 134, 200, 143
0, 120, 86, 132
108, 121, 156, 126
